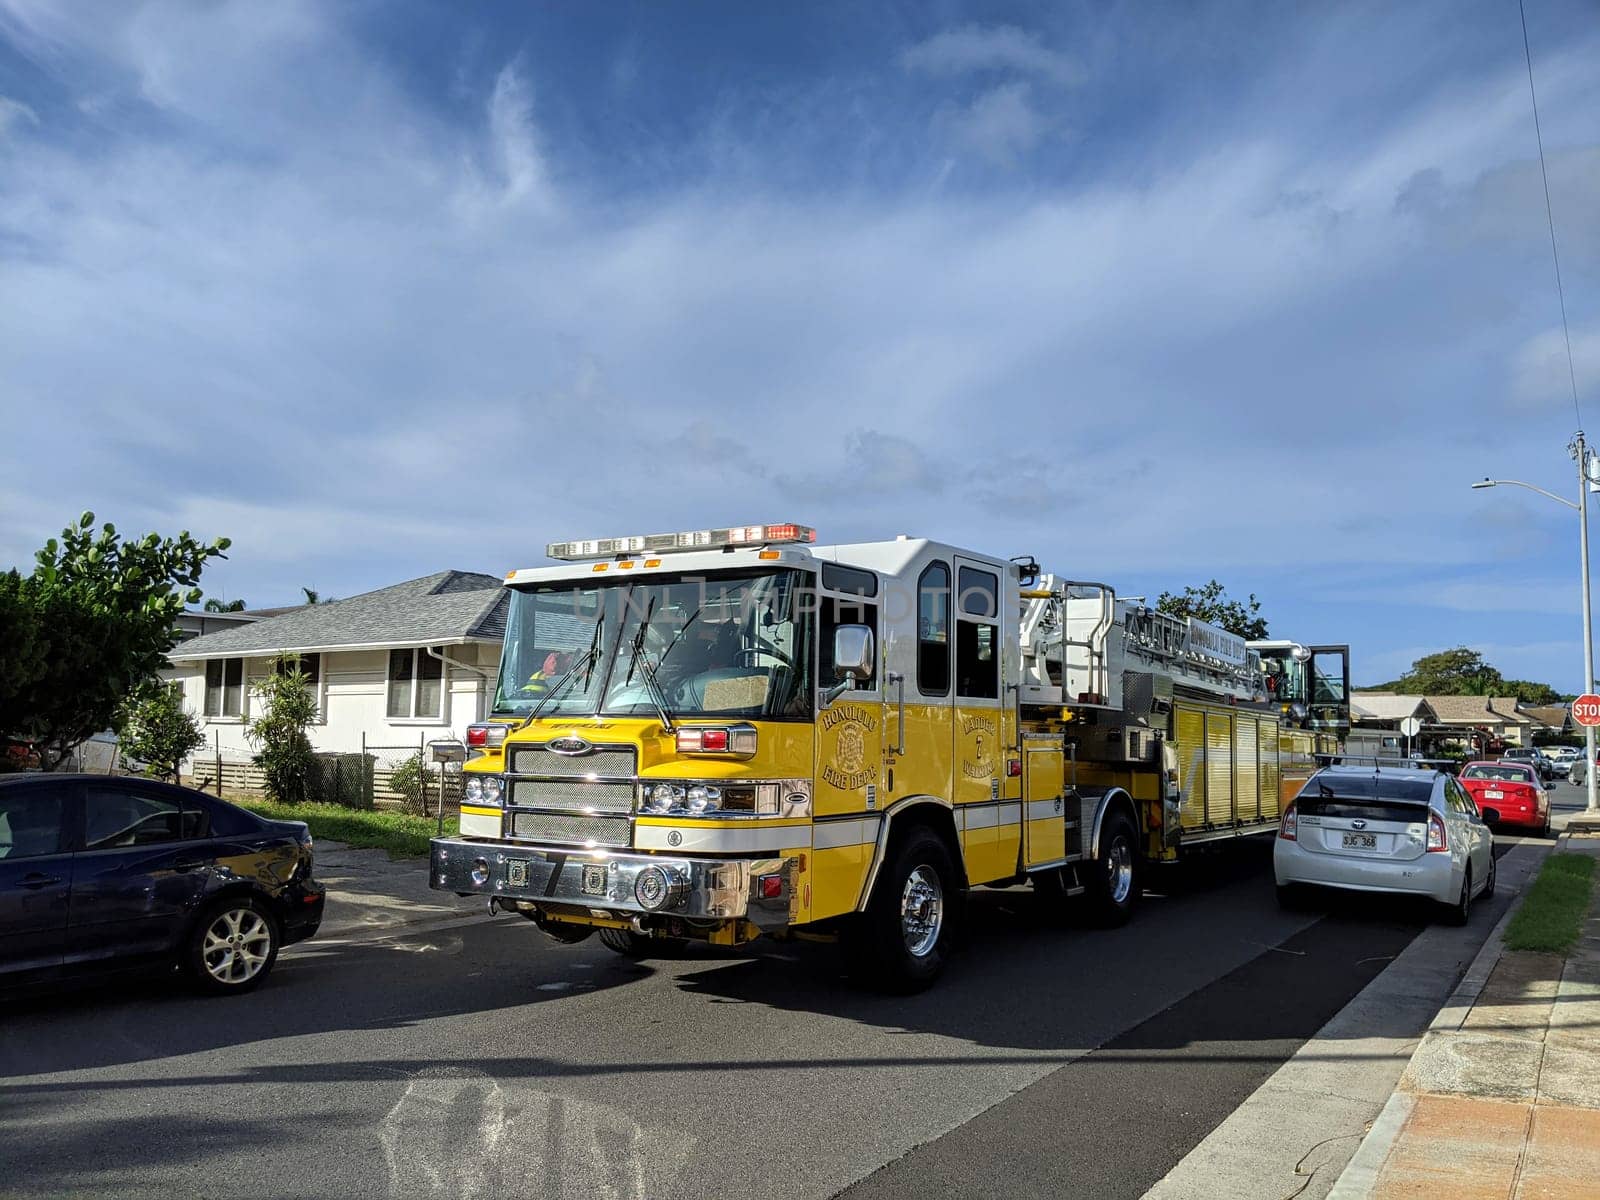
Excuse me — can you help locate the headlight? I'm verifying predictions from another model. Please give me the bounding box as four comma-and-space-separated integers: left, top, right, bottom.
645, 783, 684, 814
685, 785, 721, 814
465, 775, 504, 805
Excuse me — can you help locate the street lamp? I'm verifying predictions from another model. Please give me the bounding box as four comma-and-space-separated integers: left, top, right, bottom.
1471, 429, 1600, 818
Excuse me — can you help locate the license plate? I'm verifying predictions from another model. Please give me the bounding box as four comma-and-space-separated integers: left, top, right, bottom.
1341, 832, 1377, 850
1484, 789, 1504, 800
507, 859, 529, 887
581, 864, 607, 897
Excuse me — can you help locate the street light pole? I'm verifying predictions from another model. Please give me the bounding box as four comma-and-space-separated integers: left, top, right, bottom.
1573, 431, 1599, 813
1471, 446, 1599, 814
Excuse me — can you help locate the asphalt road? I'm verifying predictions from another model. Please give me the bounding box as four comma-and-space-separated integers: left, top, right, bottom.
0, 791, 1568, 1200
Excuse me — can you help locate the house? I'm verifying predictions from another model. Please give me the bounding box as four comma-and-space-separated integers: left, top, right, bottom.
174, 608, 261, 644
1348, 693, 1439, 757
1488, 697, 1537, 748
1523, 704, 1575, 739
167, 571, 508, 779
1423, 695, 1515, 753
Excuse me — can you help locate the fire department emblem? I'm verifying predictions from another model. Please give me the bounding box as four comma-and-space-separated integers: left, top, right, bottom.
837, 724, 866, 775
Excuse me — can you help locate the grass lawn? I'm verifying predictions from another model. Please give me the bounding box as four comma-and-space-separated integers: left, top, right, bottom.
231, 797, 457, 859
1504, 852, 1596, 955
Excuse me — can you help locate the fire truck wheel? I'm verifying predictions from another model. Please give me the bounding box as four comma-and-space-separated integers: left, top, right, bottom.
597, 928, 687, 958
1086, 810, 1140, 927
845, 826, 959, 993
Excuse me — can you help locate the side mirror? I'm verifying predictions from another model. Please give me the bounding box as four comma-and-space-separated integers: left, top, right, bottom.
822, 625, 874, 707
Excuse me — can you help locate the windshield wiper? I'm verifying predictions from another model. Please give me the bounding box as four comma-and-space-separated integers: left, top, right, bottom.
622, 598, 675, 732
521, 606, 606, 729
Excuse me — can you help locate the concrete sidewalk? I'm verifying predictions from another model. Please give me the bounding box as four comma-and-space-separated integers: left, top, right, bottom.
309, 840, 488, 942
1331, 833, 1600, 1199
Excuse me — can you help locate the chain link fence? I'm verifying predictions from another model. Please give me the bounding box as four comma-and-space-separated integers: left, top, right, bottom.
184, 733, 462, 816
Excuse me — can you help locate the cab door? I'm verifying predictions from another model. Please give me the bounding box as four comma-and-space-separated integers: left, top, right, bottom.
813, 570, 886, 919
0, 778, 76, 984
952, 558, 1012, 883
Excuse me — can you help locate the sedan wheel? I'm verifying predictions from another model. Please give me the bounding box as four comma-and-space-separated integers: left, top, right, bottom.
186, 898, 280, 994
1445, 866, 1473, 927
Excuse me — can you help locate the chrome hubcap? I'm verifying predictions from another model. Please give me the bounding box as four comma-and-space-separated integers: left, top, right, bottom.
1106, 838, 1134, 905
900, 865, 944, 958
202, 908, 272, 985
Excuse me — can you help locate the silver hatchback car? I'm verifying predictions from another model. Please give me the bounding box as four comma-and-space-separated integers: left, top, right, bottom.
1274, 766, 1494, 923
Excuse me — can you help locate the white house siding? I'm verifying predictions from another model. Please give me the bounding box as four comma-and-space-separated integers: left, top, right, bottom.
179, 643, 504, 765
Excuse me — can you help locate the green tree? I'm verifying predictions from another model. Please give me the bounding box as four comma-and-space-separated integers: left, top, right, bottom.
204, 596, 247, 613
0, 513, 230, 771
389, 751, 429, 816
300, 587, 334, 605
1501, 679, 1564, 706
1156, 579, 1269, 641
1388, 648, 1504, 696
247, 658, 318, 804
116, 682, 205, 783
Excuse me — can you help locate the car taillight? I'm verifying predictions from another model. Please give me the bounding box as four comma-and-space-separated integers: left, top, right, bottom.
1427, 810, 1448, 852
676, 725, 758, 757
466, 724, 508, 749
1279, 803, 1297, 841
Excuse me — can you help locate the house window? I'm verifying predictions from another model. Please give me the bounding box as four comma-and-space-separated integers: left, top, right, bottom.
275, 653, 320, 688
276, 653, 323, 716
204, 658, 245, 717
388, 648, 444, 720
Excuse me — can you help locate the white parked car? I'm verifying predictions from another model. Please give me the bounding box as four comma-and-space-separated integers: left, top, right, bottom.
1275, 766, 1494, 924
1545, 746, 1581, 778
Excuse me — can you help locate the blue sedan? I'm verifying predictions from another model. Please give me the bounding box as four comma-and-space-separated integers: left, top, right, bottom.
0, 774, 324, 995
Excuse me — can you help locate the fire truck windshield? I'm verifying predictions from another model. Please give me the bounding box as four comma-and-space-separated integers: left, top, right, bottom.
493, 569, 813, 721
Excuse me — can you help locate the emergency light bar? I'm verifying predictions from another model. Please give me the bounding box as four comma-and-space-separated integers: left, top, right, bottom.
547, 523, 816, 561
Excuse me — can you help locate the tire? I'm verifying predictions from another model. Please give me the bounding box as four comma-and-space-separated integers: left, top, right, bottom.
1482, 852, 1496, 899
1444, 865, 1473, 926
184, 896, 280, 995
1085, 810, 1141, 927
844, 826, 959, 993
528, 913, 594, 945
597, 928, 687, 958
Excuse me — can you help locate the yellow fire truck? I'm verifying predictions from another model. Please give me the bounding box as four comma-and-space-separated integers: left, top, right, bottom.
430, 523, 1349, 990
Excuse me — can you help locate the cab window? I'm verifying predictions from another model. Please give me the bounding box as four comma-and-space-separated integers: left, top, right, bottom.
918, 562, 951, 697
956, 566, 1000, 700
820, 594, 878, 692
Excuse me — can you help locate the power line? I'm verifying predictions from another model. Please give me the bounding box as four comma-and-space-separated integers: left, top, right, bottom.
1517, 0, 1584, 428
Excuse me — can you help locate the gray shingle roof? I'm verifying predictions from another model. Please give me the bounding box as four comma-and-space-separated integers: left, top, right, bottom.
169, 571, 507, 660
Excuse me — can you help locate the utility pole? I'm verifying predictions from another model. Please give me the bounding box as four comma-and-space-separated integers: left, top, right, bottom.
1575, 431, 1599, 816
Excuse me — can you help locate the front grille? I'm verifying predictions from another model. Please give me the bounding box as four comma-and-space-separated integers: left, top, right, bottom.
511, 811, 631, 848
511, 745, 636, 778
509, 779, 634, 815
506, 742, 638, 849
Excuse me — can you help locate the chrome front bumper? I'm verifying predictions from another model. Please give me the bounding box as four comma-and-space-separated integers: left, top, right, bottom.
429, 837, 796, 930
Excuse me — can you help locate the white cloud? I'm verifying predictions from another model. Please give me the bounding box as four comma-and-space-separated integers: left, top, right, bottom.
901, 24, 1081, 87
1, 2, 1598, 692
937, 82, 1054, 167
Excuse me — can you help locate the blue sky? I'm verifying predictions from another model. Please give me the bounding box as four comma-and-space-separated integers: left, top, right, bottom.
2, 1, 1597, 689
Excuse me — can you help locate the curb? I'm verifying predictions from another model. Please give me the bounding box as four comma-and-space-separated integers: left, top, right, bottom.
1327, 838, 1552, 1199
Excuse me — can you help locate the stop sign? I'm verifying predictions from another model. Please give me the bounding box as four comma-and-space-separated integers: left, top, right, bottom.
1574, 694, 1600, 728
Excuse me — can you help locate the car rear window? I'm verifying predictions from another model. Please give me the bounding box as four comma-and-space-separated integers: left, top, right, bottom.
200, 797, 266, 838
1462, 765, 1536, 784
1297, 773, 1434, 821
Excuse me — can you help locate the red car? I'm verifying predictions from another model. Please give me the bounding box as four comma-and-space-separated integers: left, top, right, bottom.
1458, 760, 1550, 835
